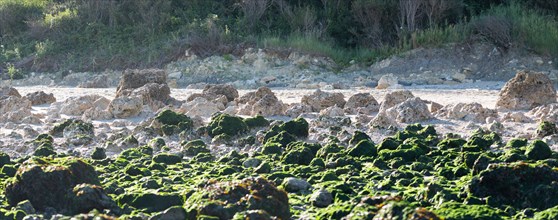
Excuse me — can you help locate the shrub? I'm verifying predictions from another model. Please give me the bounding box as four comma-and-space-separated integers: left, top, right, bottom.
470, 15, 512, 49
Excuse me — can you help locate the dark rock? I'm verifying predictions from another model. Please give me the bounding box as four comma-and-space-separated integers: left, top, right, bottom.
24, 91, 56, 105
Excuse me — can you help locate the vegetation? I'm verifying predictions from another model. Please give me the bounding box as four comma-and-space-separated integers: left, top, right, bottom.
0, 0, 557, 74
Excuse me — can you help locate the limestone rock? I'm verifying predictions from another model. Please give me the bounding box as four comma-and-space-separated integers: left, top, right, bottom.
282, 177, 311, 192
236, 87, 285, 116
376, 74, 400, 89
301, 89, 346, 112
129, 83, 171, 109
24, 91, 56, 105
0, 86, 21, 98
529, 103, 558, 123
436, 103, 497, 123
344, 93, 380, 114
319, 106, 345, 117
202, 84, 239, 102
379, 90, 414, 112
386, 97, 432, 123
369, 112, 398, 129
180, 97, 223, 118
310, 189, 333, 208
58, 95, 110, 116
285, 103, 313, 118
78, 75, 110, 88
116, 69, 167, 95
109, 96, 143, 118
496, 71, 556, 110
0, 96, 33, 123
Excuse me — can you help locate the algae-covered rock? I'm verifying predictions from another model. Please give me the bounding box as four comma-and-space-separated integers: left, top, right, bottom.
91, 147, 106, 160
0, 152, 10, 167
536, 121, 558, 138
153, 153, 182, 165
243, 115, 270, 128
279, 117, 309, 138
525, 140, 552, 160
182, 139, 210, 156
149, 206, 188, 220
349, 130, 371, 146
310, 189, 333, 208
186, 177, 290, 219
4, 158, 115, 215
469, 162, 558, 210
155, 109, 194, 134
435, 202, 505, 220
348, 140, 377, 158
207, 113, 248, 137
534, 205, 558, 220
117, 192, 183, 213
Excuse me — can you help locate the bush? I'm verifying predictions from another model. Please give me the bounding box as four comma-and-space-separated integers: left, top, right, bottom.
470, 15, 512, 49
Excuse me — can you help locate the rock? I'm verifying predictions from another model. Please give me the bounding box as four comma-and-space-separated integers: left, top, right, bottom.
529, 103, 558, 123
319, 106, 345, 117
109, 96, 143, 118
5, 158, 116, 215
502, 112, 531, 123
58, 95, 110, 116
379, 90, 414, 112
385, 97, 432, 123
435, 103, 497, 123
0, 96, 33, 123
129, 83, 171, 109
24, 91, 56, 105
260, 76, 277, 84
0, 86, 21, 98
185, 177, 290, 219
536, 121, 558, 138
369, 112, 398, 130
149, 206, 188, 220
301, 89, 346, 112
236, 87, 285, 116
282, 177, 311, 192
376, 74, 400, 89
285, 103, 313, 118
116, 69, 167, 95
78, 74, 110, 88
202, 84, 239, 102
310, 189, 333, 208
207, 113, 248, 137
525, 140, 552, 160
428, 101, 443, 113
180, 97, 223, 118
344, 93, 380, 114
63, 120, 95, 146
496, 70, 556, 110
469, 162, 558, 210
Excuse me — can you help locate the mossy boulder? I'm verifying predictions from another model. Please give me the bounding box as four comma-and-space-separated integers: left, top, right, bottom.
207, 113, 248, 137
91, 147, 106, 160
348, 140, 377, 158
186, 177, 290, 219
117, 192, 183, 213
525, 140, 552, 160
182, 139, 210, 156
536, 121, 558, 138
153, 153, 182, 165
282, 144, 315, 165
279, 117, 309, 138
506, 138, 528, 148
469, 162, 558, 210
4, 158, 116, 215
243, 115, 270, 128
155, 109, 193, 128
265, 131, 297, 148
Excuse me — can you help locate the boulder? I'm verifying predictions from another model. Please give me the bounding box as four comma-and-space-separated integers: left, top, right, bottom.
369, 112, 398, 129
109, 96, 143, 118
301, 89, 346, 112
180, 97, 223, 118
282, 177, 311, 192
319, 106, 345, 117
116, 69, 167, 95
58, 95, 110, 116
202, 84, 239, 102
310, 189, 333, 208
496, 71, 556, 110
24, 91, 56, 105
529, 103, 558, 123
376, 74, 401, 89
78, 74, 110, 88
379, 90, 414, 112
0, 96, 33, 123
285, 103, 313, 118
185, 177, 290, 219
129, 83, 171, 108
5, 158, 117, 215
0, 86, 21, 98
344, 93, 380, 114
236, 87, 285, 116
386, 97, 432, 123
435, 103, 497, 123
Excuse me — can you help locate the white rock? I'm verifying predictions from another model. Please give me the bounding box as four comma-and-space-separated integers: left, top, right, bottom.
108, 96, 143, 118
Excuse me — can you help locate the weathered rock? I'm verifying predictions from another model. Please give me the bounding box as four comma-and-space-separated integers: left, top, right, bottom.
436, 103, 497, 123
529, 103, 558, 123
109, 96, 143, 118
301, 89, 346, 112
237, 87, 285, 116
386, 97, 432, 123
129, 83, 171, 107
149, 206, 188, 220
379, 90, 415, 112
319, 105, 345, 117
310, 189, 333, 208
63, 120, 95, 145
285, 103, 313, 118
282, 177, 311, 192
116, 69, 167, 95
496, 71, 556, 110
186, 177, 290, 219
0, 86, 21, 98
78, 74, 110, 88
24, 91, 56, 105
180, 97, 223, 118
536, 121, 558, 138
58, 95, 110, 116
0, 96, 33, 123
5, 158, 116, 215
202, 84, 239, 102
369, 112, 398, 129
376, 74, 401, 89
344, 93, 380, 114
